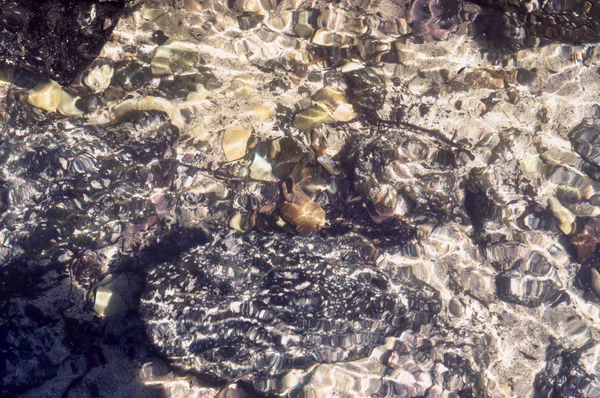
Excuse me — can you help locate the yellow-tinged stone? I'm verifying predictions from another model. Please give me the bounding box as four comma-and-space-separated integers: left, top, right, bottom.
242, 0, 268, 14
184, 0, 211, 11
294, 106, 334, 132
332, 103, 355, 122
140, 8, 164, 21
186, 85, 210, 102
151, 42, 199, 76
521, 154, 541, 174
311, 89, 355, 122
112, 96, 186, 129
340, 62, 364, 73
91, 274, 129, 317
222, 125, 251, 161
229, 212, 253, 232
138, 96, 175, 114
231, 75, 254, 96
312, 88, 346, 111
189, 124, 210, 142
28, 81, 62, 112
93, 286, 128, 317
151, 46, 173, 76
549, 197, 576, 235
293, 11, 315, 38
58, 90, 84, 117
279, 200, 326, 236
0, 68, 14, 83
246, 105, 272, 122
84, 64, 113, 94
275, 216, 286, 227
229, 212, 244, 232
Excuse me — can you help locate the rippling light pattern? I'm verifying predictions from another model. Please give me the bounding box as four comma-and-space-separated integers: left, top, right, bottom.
2, 0, 600, 396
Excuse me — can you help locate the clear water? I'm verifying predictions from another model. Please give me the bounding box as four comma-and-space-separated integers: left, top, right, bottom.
2, 0, 600, 397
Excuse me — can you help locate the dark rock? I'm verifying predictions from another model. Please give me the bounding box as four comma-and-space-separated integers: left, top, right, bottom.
516, 68, 536, 86
472, 0, 600, 48
442, 352, 489, 397
0, 0, 125, 85
0, 110, 180, 288
152, 30, 169, 45
576, 256, 600, 300
344, 68, 387, 115
496, 273, 564, 307
570, 119, 600, 171
533, 343, 596, 397
347, 125, 464, 225
76, 95, 104, 113
140, 232, 441, 382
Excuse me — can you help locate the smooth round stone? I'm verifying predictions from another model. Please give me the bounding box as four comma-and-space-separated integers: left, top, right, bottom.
152, 30, 169, 45
548, 197, 575, 235
229, 212, 253, 232
448, 298, 464, 318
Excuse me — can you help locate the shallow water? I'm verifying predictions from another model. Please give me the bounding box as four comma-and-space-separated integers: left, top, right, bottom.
2, 0, 600, 397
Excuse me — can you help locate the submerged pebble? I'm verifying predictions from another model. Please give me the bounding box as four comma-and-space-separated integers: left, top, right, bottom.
83, 64, 114, 94
294, 106, 334, 131
229, 212, 253, 232
27, 81, 62, 112
222, 125, 251, 161
312, 88, 355, 122
90, 274, 132, 317
249, 152, 276, 181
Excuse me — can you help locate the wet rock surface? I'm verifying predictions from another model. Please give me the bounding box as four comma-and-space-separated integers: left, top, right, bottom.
140, 232, 441, 383
473, 0, 600, 48
0, 0, 125, 86
3, 0, 600, 397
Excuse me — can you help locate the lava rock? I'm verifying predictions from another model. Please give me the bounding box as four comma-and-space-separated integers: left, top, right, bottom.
348, 125, 464, 225
570, 119, 600, 172
140, 232, 441, 382
0, 110, 181, 288
472, 0, 600, 48
533, 343, 600, 397
0, 0, 126, 85
344, 68, 387, 116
